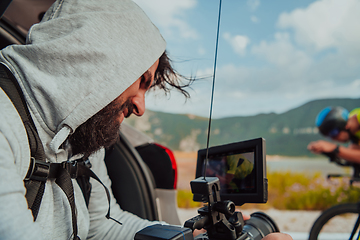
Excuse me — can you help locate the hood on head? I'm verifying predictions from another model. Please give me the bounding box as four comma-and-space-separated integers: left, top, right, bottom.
0, 0, 166, 153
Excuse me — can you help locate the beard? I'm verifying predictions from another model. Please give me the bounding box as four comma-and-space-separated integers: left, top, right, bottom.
68, 98, 133, 159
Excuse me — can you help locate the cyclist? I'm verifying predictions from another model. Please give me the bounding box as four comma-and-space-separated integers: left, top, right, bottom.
308, 106, 360, 163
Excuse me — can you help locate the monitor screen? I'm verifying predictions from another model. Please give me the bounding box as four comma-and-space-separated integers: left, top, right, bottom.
205, 151, 256, 194
195, 138, 267, 206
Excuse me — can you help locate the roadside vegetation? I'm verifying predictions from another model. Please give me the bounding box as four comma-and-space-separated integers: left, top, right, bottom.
177, 171, 360, 210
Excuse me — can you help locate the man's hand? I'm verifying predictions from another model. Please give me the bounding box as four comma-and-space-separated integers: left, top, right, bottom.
193, 228, 206, 237
192, 212, 251, 237
262, 232, 293, 240
307, 140, 337, 154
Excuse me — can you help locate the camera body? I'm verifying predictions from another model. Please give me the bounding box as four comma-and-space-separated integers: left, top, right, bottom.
135, 138, 279, 240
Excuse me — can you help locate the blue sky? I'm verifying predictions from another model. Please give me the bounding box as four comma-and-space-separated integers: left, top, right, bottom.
133, 0, 360, 118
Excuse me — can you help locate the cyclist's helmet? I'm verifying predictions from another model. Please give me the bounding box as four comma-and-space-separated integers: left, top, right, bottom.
315, 106, 349, 137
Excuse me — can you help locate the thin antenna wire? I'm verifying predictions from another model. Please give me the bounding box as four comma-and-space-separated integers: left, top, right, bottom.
203, 0, 222, 179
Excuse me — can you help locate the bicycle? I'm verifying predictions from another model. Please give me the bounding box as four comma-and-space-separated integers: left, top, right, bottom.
308, 152, 360, 240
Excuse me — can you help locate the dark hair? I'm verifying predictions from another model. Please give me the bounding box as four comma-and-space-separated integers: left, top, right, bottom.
152, 51, 193, 98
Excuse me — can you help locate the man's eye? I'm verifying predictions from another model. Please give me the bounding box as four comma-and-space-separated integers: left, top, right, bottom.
140, 75, 146, 85
140, 75, 152, 90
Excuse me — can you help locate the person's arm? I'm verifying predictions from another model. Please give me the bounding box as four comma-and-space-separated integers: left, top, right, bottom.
307, 140, 360, 164
307, 140, 337, 154
0, 131, 43, 240
0, 91, 45, 239
337, 143, 360, 163
87, 150, 165, 240
262, 233, 293, 240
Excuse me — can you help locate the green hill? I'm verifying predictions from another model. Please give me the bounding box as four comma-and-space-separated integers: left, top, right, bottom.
124, 98, 359, 156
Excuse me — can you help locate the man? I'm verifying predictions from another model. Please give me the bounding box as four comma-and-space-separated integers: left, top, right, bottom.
0, 0, 292, 239
308, 106, 360, 163
0, 0, 189, 239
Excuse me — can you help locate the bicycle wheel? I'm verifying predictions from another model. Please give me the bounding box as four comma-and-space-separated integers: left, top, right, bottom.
309, 203, 360, 240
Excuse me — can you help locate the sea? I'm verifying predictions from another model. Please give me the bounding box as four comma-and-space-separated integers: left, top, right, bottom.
266, 156, 352, 176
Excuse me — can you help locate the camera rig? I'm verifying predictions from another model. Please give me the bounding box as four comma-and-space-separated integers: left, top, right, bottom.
135, 138, 280, 240
184, 177, 279, 240
184, 177, 245, 240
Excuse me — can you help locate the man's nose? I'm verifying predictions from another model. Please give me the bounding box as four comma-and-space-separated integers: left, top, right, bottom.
131, 91, 145, 116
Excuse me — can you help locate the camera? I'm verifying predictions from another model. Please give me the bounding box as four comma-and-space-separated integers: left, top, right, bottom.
135, 138, 279, 240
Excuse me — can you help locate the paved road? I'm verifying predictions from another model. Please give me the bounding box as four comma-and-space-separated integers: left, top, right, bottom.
286, 232, 353, 240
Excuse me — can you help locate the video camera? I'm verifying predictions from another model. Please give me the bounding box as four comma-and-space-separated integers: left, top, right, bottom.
135, 138, 279, 240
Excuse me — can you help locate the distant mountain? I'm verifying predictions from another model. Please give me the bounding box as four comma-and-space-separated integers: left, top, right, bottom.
124, 98, 360, 156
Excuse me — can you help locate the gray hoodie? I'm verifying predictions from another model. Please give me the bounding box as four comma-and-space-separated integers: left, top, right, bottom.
0, 0, 166, 239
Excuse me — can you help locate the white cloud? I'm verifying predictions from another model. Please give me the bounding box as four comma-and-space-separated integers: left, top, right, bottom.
133, 0, 198, 40
195, 67, 213, 79
137, 0, 360, 118
251, 15, 259, 23
297, 78, 360, 100
145, 81, 213, 117
223, 32, 250, 56
216, 64, 251, 89
197, 46, 206, 55
350, 79, 360, 88
277, 0, 360, 52
247, 0, 260, 11
146, 63, 360, 118
251, 32, 312, 69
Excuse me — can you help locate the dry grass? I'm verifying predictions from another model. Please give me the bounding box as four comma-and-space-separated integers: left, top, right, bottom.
174, 151, 197, 190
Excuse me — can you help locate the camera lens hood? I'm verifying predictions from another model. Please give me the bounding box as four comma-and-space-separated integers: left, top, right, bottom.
242, 211, 280, 239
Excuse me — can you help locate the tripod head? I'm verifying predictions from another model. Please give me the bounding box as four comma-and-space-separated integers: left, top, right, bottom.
184, 177, 245, 240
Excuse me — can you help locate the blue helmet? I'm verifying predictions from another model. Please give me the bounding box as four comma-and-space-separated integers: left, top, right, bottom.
315, 106, 349, 137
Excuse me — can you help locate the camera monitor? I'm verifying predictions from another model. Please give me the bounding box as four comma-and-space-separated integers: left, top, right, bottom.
195, 138, 267, 206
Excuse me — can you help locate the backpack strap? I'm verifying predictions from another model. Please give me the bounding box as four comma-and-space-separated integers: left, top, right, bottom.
0, 64, 121, 239
0, 63, 46, 220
